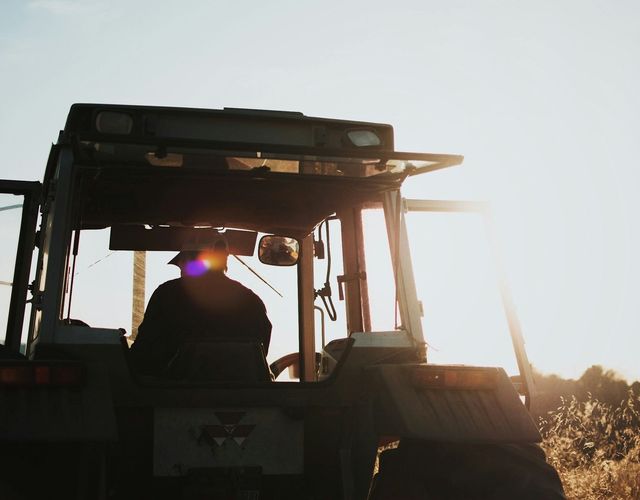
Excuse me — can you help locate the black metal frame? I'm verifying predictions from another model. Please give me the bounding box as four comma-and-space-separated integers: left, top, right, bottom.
0, 180, 41, 351
69, 133, 463, 173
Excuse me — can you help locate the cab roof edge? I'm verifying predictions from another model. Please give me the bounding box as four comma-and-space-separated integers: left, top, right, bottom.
222, 108, 305, 118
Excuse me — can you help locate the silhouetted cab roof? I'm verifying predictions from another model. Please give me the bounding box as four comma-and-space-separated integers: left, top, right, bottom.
54, 104, 463, 238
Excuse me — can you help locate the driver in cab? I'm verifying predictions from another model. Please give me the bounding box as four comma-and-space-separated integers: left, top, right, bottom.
129, 239, 272, 379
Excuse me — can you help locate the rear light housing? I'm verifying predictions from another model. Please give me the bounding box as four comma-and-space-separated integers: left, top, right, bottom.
0, 362, 86, 388
412, 366, 498, 390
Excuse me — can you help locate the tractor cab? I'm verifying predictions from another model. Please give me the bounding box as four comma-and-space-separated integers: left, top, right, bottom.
14, 104, 467, 380
0, 105, 551, 500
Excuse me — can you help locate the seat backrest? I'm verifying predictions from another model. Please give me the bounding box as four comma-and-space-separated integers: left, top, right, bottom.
162, 337, 272, 382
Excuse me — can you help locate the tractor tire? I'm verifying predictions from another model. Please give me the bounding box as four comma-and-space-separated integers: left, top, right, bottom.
369, 440, 565, 500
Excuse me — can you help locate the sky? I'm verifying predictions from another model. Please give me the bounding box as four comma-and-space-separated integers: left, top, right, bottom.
1, 0, 639, 381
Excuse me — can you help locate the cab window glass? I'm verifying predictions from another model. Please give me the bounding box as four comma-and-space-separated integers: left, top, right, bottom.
65, 228, 300, 370
405, 211, 518, 375
64, 228, 132, 330
361, 208, 397, 332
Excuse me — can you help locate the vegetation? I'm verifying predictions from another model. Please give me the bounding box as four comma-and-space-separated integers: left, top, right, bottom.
535, 367, 640, 499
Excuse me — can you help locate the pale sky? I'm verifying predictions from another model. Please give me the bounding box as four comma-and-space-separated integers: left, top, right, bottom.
1, 0, 639, 381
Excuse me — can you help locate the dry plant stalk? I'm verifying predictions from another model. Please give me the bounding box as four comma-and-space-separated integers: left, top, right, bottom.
540, 392, 640, 499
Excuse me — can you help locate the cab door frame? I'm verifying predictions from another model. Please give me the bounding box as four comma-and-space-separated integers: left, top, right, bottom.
401, 197, 536, 407
0, 180, 41, 352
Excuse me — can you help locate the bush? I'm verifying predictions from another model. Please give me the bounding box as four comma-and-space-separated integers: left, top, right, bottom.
540, 392, 640, 499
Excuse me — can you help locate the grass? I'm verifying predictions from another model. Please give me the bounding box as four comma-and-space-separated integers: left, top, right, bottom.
540, 392, 640, 499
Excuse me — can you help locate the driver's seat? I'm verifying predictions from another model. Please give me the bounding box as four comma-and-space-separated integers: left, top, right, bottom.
162, 337, 272, 382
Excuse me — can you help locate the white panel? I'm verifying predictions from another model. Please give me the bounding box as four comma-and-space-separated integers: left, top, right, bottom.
154, 407, 304, 476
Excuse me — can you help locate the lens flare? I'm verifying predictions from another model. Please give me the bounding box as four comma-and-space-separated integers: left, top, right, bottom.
184, 259, 208, 277
183, 250, 227, 276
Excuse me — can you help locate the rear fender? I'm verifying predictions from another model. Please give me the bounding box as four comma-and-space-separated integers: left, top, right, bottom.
368, 364, 540, 443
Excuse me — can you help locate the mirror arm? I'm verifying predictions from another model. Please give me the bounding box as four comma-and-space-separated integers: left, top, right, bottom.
232, 255, 283, 297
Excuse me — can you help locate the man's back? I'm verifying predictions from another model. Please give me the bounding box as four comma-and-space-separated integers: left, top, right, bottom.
129, 272, 272, 377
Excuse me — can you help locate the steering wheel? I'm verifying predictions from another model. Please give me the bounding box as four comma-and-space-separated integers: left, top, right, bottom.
269, 352, 322, 379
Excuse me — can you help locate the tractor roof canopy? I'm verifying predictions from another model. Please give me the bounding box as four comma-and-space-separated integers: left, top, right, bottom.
59, 104, 462, 239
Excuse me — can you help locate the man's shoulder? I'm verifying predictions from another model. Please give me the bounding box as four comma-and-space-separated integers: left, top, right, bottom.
158, 277, 182, 288
224, 276, 257, 294
152, 278, 183, 296
223, 277, 264, 303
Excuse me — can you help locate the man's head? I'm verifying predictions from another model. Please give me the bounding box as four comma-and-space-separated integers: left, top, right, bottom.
168, 239, 229, 277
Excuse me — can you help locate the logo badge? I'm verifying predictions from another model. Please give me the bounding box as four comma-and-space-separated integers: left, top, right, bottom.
201, 411, 256, 447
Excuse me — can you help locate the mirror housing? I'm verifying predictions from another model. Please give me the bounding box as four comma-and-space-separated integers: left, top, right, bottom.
258, 236, 300, 266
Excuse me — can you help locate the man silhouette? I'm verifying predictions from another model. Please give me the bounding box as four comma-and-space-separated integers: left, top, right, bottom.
129, 239, 272, 378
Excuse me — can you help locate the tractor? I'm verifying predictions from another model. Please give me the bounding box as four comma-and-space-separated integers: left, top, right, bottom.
0, 104, 564, 499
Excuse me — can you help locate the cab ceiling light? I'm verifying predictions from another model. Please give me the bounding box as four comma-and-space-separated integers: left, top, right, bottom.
95, 111, 133, 135
346, 130, 381, 147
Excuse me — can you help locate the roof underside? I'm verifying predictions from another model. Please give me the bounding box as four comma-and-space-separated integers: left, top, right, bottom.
78, 166, 396, 238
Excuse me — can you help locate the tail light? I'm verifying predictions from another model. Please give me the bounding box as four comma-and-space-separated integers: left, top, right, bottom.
412, 366, 498, 390
0, 362, 86, 388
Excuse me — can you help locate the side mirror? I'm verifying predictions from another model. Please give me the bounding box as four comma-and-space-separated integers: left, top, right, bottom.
258, 236, 300, 266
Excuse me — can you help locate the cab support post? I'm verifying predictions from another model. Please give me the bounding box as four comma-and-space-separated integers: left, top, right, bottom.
2, 181, 41, 352
382, 190, 425, 347
338, 208, 365, 335
297, 234, 316, 381
32, 147, 76, 348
